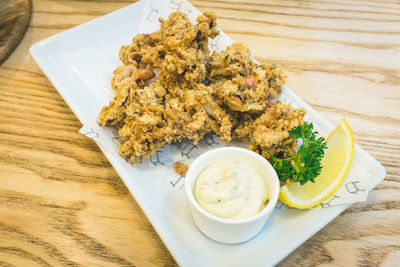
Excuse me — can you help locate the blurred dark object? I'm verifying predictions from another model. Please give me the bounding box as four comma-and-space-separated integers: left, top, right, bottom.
0, 0, 32, 64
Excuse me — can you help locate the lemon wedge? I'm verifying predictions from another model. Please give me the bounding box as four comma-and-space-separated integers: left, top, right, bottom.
279, 118, 355, 209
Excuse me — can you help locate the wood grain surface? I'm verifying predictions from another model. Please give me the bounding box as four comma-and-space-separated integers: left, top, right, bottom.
0, 0, 399, 266
0, 0, 31, 64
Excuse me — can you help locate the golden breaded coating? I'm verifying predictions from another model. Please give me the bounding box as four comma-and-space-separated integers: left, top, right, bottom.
247, 100, 306, 159
98, 11, 305, 162
173, 162, 189, 176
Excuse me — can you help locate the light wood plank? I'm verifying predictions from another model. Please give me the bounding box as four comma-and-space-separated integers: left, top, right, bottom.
0, 0, 399, 266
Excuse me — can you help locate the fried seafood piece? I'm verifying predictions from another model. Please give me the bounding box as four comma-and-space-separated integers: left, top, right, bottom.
111, 63, 155, 89
231, 112, 256, 142
158, 12, 219, 93
118, 119, 183, 161
247, 100, 306, 159
119, 31, 163, 66
208, 43, 255, 79
98, 81, 137, 127
163, 84, 233, 144
119, 11, 219, 92
99, 80, 171, 161
99, 12, 222, 161
208, 44, 286, 112
112, 83, 230, 161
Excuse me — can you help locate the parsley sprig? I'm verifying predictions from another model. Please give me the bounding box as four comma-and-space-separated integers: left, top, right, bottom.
269, 122, 327, 185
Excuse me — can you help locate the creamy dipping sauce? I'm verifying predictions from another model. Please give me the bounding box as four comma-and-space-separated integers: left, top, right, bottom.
194, 161, 268, 219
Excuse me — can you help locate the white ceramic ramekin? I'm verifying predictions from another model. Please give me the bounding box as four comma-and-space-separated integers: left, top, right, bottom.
185, 147, 280, 244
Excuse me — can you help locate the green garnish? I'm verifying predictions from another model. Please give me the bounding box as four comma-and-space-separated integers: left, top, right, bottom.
269, 122, 327, 185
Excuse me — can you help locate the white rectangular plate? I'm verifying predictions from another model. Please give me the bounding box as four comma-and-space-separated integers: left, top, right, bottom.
30, 1, 386, 266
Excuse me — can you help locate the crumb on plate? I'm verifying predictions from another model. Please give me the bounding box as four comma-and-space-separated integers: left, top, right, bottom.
173, 161, 189, 176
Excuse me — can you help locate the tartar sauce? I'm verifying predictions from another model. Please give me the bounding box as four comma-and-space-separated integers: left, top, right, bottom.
194, 161, 268, 219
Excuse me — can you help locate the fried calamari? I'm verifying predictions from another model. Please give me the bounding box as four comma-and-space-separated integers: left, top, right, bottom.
98, 11, 305, 162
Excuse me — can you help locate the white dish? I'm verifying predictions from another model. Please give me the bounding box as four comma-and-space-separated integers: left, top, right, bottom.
30, 0, 386, 266
185, 147, 280, 244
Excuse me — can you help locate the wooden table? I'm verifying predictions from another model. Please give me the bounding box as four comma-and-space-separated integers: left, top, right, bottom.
1, 0, 399, 266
